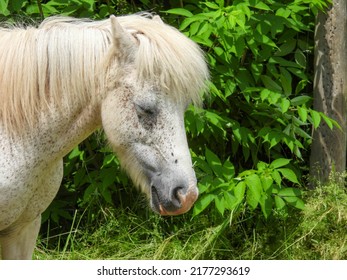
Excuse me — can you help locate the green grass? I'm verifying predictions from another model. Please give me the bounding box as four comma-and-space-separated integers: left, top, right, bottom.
34, 175, 347, 260
35, 209, 229, 260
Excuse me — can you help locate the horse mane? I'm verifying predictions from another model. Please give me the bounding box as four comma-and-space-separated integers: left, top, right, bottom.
0, 14, 208, 135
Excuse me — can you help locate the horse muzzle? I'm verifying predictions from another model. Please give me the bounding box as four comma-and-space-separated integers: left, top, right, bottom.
150, 175, 198, 216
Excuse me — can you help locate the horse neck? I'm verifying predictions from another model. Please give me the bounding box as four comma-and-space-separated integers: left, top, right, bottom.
18, 101, 102, 163
37, 101, 101, 161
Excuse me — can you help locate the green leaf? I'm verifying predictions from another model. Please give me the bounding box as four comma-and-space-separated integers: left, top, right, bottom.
245, 174, 262, 209
83, 184, 97, 203
214, 195, 226, 216
260, 130, 283, 149
288, 67, 308, 80
294, 126, 311, 139
223, 159, 235, 180
234, 181, 246, 201
254, 32, 277, 47
282, 196, 305, 210
8, 0, 25, 12
68, 146, 83, 159
257, 161, 267, 171
254, 2, 271, 10
189, 21, 201, 36
198, 182, 210, 194
196, 21, 211, 37
216, 0, 225, 8
234, 10, 246, 29
260, 76, 282, 92
180, 16, 203, 31
224, 191, 239, 210
275, 196, 286, 210
193, 194, 215, 217
205, 148, 223, 178
270, 158, 291, 169
101, 167, 117, 188
320, 113, 333, 129
261, 175, 273, 191
277, 188, 304, 211
295, 49, 307, 68
270, 56, 301, 68
298, 106, 308, 122
275, 39, 296, 56
291, 95, 312, 106
0, 0, 9, 16
164, 8, 193, 17
260, 88, 270, 101
280, 98, 290, 113
26, 4, 40, 15
251, 62, 263, 81
280, 67, 292, 96
74, 168, 86, 187
204, 2, 220, 10
101, 188, 112, 204
278, 168, 299, 184
238, 2, 252, 19
320, 113, 341, 130
194, 157, 212, 175
259, 194, 273, 219
310, 109, 321, 129
102, 154, 116, 167
210, 82, 227, 103
205, 110, 226, 128
270, 169, 281, 186
278, 187, 302, 197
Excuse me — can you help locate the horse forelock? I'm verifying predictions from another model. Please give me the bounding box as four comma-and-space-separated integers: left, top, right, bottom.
0, 14, 208, 136
118, 15, 209, 106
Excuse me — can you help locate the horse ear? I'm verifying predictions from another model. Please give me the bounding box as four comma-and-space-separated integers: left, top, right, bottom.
110, 15, 134, 53
152, 15, 164, 24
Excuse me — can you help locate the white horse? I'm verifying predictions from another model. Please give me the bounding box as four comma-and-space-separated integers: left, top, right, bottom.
0, 14, 208, 259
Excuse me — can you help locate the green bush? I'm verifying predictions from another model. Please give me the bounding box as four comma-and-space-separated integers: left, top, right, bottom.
0, 0, 134, 19
166, 0, 334, 220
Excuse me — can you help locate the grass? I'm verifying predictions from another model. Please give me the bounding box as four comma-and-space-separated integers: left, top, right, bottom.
34, 175, 347, 260
35, 209, 227, 260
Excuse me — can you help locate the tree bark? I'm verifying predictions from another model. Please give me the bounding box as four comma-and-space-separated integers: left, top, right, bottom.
310, 0, 347, 187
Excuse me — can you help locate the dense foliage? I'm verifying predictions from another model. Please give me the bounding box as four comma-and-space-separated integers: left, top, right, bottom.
166, 0, 334, 220
0, 0, 333, 234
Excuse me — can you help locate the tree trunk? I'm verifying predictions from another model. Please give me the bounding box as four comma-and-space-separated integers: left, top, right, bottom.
310, 0, 347, 187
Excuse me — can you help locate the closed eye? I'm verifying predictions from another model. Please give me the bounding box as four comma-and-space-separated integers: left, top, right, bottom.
136, 104, 154, 115
135, 103, 157, 117
134, 102, 158, 130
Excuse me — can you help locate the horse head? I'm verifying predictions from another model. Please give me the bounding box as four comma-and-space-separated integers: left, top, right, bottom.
101, 15, 208, 215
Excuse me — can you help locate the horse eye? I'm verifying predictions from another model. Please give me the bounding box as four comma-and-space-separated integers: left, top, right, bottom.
135, 103, 156, 117
134, 102, 158, 130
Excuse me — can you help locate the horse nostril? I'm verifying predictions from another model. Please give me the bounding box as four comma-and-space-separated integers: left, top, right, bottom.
151, 184, 186, 213
170, 186, 184, 209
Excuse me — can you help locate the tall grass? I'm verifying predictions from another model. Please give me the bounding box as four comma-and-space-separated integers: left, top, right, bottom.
34, 175, 347, 260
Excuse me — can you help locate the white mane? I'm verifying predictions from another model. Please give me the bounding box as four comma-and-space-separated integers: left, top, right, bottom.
0, 14, 208, 134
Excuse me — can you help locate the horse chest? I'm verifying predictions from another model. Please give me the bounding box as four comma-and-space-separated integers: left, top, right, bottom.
0, 137, 63, 232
